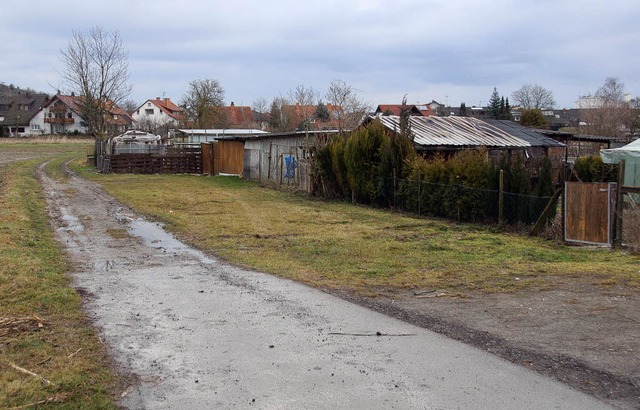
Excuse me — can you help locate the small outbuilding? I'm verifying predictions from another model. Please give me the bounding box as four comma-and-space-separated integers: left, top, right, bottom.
601, 139, 640, 186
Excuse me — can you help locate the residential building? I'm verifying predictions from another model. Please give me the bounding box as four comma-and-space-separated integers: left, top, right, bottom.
218, 102, 255, 129
0, 84, 50, 137
38, 93, 133, 135
132, 97, 186, 134
374, 104, 425, 116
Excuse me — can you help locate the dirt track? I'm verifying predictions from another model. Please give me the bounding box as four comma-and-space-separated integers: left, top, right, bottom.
38, 161, 639, 409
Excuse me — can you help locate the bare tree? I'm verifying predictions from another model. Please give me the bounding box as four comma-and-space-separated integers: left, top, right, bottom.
60, 26, 132, 139
252, 97, 269, 130
121, 99, 139, 114
595, 76, 627, 105
325, 79, 370, 134
181, 78, 225, 128
269, 96, 291, 132
582, 77, 636, 140
511, 83, 555, 110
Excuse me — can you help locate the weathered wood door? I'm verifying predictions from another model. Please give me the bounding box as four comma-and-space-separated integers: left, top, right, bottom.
216, 140, 243, 176
201, 143, 214, 175
564, 182, 616, 245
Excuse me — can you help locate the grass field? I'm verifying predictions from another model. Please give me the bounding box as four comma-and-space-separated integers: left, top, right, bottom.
76, 166, 639, 295
1, 141, 637, 408
0, 143, 118, 409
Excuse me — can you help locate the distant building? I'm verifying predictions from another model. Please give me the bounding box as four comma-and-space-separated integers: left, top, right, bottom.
132, 97, 186, 134
374, 104, 425, 116
0, 84, 50, 137
35, 93, 133, 135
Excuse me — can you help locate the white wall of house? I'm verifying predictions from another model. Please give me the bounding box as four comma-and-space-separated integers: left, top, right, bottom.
42, 107, 88, 134
132, 100, 180, 129
28, 110, 47, 136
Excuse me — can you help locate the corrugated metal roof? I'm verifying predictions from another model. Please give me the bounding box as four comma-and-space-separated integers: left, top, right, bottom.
372, 115, 533, 148
178, 129, 268, 136
484, 120, 566, 147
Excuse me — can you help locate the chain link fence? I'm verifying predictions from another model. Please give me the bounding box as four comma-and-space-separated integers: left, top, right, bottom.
394, 177, 558, 226
620, 191, 640, 252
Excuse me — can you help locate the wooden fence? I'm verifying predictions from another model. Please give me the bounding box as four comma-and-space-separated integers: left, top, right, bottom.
97, 141, 201, 174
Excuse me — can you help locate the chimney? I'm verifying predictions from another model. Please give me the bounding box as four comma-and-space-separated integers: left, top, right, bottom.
165, 98, 170, 105
156, 97, 160, 100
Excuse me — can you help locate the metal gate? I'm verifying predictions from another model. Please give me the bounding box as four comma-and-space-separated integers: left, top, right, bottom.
564, 182, 617, 245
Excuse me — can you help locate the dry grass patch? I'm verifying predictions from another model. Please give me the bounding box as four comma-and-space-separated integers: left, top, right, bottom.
76, 170, 640, 295
1, 150, 118, 408
106, 228, 131, 239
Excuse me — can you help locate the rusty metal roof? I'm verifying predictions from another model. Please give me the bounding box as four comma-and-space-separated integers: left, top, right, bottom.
370, 115, 556, 148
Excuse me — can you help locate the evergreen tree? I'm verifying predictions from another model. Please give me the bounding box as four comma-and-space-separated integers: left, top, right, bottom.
399, 95, 412, 141
488, 87, 501, 119
499, 97, 506, 119
269, 101, 281, 130
314, 102, 330, 122
459, 102, 468, 117
505, 98, 512, 120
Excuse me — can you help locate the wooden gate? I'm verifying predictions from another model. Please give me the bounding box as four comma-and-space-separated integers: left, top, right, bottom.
564, 182, 617, 245
201, 141, 244, 176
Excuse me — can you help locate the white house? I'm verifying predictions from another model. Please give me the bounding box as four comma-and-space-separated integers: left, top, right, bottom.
39, 94, 133, 135
132, 97, 185, 133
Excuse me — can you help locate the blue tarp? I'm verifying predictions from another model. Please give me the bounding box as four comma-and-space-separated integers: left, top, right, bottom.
284, 155, 297, 178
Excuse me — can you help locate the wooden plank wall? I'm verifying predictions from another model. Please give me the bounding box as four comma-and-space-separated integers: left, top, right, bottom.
107, 147, 201, 174
564, 182, 613, 245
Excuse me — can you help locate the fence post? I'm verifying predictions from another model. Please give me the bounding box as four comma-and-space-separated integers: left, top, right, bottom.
267, 143, 273, 180
529, 188, 562, 236
499, 170, 504, 226
417, 179, 421, 216
393, 169, 397, 210
209, 142, 214, 176
456, 176, 462, 222
613, 159, 625, 248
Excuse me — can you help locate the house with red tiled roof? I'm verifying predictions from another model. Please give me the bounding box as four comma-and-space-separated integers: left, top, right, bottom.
218, 102, 255, 129
273, 103, 343, 132
374, 104, 426, 117
36, 93, 133, 135
132, 97, 186, 133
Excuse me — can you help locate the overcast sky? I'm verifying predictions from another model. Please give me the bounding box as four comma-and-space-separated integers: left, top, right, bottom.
1, 0, 638, 110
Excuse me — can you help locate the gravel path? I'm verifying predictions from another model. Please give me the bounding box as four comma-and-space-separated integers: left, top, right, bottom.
40, 164, 613, 409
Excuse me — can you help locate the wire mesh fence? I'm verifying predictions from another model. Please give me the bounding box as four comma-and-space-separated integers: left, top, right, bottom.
394, 177, 558, 226
620, 192, 640, 252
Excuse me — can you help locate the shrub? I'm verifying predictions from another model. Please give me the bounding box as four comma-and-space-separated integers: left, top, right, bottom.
344, 122, 384, 203
520, 109, 547, 128
574, 155, 618, 182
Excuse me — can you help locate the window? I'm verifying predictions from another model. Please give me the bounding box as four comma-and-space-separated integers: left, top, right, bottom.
31, 124, 40, 130
67, 112, 72, 118
145, 109, 154, 115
